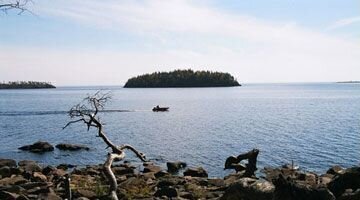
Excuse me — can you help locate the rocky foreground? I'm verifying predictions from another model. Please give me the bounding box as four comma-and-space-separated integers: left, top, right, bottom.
0, 157, 359, 200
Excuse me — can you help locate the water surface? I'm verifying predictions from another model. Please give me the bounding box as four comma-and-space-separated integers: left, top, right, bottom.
0, 83, 359, 177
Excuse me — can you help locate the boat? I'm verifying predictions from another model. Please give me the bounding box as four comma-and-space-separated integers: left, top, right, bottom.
152, 106, 169, 112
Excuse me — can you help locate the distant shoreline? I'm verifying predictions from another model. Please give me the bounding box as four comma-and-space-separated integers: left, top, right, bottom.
336, 81, 360, 84
0, 81, 56, 89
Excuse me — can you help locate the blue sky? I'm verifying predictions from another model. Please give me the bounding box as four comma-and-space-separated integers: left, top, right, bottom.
0, 0, 359, 85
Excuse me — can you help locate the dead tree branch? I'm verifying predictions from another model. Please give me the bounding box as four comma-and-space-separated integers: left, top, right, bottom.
0, 0, 33, 15
224, 148, 259, 177
64, 91, 147, 200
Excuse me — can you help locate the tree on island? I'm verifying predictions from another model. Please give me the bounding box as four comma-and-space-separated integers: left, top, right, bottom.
63, 91, 147, 200
124, 69, 241, 88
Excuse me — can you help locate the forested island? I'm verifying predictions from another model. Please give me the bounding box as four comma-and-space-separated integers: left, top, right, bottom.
0, 81, 56, 89
124, 69, 241, 88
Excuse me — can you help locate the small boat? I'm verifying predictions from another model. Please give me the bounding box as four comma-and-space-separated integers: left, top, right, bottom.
152, 106, 169, 112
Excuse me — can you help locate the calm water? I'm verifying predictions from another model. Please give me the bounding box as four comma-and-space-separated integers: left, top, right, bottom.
0, 83, 359, 177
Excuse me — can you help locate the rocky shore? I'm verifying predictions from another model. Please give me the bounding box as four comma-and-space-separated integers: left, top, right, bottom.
0, 157, 359, 200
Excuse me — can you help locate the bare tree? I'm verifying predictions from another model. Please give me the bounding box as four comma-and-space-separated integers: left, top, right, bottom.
63, 91, 147, 200
0, 0, 32, 14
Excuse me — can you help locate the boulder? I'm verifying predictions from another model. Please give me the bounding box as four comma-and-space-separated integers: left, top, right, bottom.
166, 161, 187, 173
328, 167, 360, 198
32, 172, 47, 182
273, 174, 335, 200
221, 177, 275, 200
38, 192, 62, 200
0, 166, 11, 178
184, 167, 208, 178
338, 188, 360, 200
42, 165, 57, 176
0, 175, 28, 186
18, 160, 42, 174
55, 143, 90, 151
76, 189, 97, 199
0, 158, 17, 168
154, 186, 178, 198
0, 191, 19, 199
0, 166, 21, 179
143, 164, 162, 173
57, 163, 76, 171
112, 166, 135, 176
327, 166, 345, 176
18, 141, 54, 153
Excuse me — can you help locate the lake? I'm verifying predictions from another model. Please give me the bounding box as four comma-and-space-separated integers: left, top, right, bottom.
0, 83, 359, 177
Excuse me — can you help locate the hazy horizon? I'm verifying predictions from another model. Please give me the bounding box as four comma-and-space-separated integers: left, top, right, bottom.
1, 0, 359, 85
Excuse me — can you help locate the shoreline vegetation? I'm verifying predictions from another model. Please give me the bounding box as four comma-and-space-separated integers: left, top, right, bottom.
0, 81, 56, 89
124, 69, 241, 88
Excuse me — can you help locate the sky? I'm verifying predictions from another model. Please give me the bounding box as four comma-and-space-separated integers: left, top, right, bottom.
0, 0, 359, 86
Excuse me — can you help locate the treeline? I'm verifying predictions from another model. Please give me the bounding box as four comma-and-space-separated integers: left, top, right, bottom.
0, 81, 56, 89
124, 69, 241, 88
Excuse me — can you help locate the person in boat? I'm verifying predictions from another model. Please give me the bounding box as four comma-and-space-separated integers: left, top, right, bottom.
156, 105, 160, 109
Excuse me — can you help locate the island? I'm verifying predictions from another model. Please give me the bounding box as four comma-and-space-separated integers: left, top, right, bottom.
124, 69, 241, 88
0, 81, 56, 89
336, 81, 360, 84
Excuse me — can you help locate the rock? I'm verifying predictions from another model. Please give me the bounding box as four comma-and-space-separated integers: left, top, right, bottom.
16, 194, 30, 200
76, 189, 97, 199
27, 186, 50, 195
42, 166, 57, 176
338, 188, 360, 200
56, 163, 76, 171
0, 167, 21, 178
18, 141, 54, 153
0, 191, 19, 199
319, 174, 333, 186
297, 172, 317, 186
116, 175, 127, 183
18, 182, 51, 190
0, 166, 11, 178
112, 166, 135, 176
273, 174, 335, 200
221, 177, 274, 200
154, 186, 178, 198
0, 158, 17, 168
0, 185, 26, 193
143, 164, 162, 173
18, 160, 42, 174
328, 167, 360, 198
0, 175, 28, 186
155, 171, 170, 178
142, 172, 156, 180
166, 161, 187, 173
55, 143, 90, 151
143, 162, 154, 166
179, 191, 195, 199
38, 192, 62, 200
327, 166, 345, 175
157, 178, 182, 188
75, 197, 90, 200
32, 172, 47, 182
184, 167, 208, 178
208, 178, 225, 187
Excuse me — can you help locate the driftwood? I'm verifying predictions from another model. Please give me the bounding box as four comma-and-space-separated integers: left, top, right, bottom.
63, 91, 147, 200
224, 148, 259, 177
